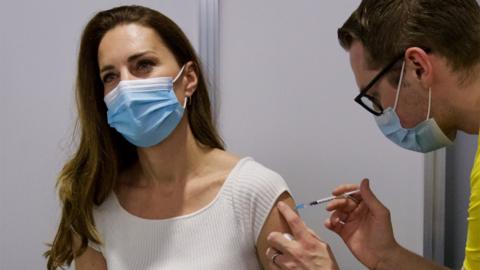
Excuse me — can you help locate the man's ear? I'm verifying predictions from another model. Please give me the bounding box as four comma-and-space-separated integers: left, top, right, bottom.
183, 61, 198, 98
405, 47, 433, 88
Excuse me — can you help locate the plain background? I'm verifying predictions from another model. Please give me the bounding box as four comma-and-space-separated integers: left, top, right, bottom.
0, 1, 199, 269
0, 1, 476, 270
218, 2, 425, 269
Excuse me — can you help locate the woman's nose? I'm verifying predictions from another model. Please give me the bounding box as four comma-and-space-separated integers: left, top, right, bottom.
119, 68, 137, 81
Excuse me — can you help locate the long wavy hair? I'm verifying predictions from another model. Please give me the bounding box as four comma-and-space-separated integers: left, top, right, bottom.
45, 5, 224, 269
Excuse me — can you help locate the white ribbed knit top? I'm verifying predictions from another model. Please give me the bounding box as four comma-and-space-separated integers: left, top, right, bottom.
89, 157, 290, 270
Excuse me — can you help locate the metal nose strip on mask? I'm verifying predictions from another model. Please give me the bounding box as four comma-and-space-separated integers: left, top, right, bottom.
104, 65, 186, 106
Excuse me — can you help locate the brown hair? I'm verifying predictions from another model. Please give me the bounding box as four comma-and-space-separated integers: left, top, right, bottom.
338, 0, 480, 77
45, 5, 224, 269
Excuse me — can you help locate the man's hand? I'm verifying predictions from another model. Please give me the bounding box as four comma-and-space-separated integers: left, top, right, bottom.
325, 179, 449, 270
324, 178, 399, 269
266, 201, 339, 270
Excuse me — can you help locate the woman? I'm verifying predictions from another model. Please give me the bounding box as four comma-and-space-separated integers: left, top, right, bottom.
45, 5, 294, 270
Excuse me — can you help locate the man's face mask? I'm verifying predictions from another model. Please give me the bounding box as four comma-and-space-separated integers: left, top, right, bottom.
374, 60, 453, 153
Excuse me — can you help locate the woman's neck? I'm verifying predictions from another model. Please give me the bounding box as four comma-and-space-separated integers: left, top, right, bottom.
134, 118, 211, 187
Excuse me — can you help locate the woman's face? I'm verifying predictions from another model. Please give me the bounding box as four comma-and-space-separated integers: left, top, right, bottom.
97, 23, 183, 96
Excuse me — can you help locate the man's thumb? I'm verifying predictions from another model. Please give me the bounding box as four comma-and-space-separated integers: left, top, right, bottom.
360, 178, 386, 214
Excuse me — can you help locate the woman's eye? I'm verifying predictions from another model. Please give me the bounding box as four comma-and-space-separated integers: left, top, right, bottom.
102, 73, 117, 84
136, 60, 155, 73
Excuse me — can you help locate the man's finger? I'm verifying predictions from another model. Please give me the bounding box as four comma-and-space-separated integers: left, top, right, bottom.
360, 179, 387, 214
273, 253, 296, 270
268, 261, 282, 270
268, 262, 282, 270
332, 184, 359, 196
268, 262, 281, 270
265, 247, 275, 257
266, 248, 283, 270
277, 201, 309, 240
326, 210, 348, 234
326, 197, 359, 213
265, 247, 279, 260
267, 231, 298, 256
330, 210, 349, 224
324, 217, 342, 235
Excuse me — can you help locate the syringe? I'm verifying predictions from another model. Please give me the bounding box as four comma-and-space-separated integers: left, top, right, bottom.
295, 190, 360, 209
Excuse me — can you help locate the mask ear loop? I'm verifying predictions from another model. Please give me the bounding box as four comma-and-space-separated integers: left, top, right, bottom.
173, 65, 186, 83
426, 87, 432, 121
393, 60, 406, 111
174, 65, 188, 109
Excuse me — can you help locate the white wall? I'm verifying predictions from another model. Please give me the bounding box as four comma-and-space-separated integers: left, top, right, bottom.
218, 1, 425, 269
1, 1, 432, 269
0, 1, 199, 269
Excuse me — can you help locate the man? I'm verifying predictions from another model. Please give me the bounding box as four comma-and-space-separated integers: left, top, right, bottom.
266, 1, 480, 269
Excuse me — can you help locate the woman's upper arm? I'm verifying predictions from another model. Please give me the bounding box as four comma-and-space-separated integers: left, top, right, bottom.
255, 191, 296, 269
75, 246, 107, 270
72, 233, 107, 270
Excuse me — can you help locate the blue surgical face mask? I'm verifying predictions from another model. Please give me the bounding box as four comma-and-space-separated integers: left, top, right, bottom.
104, 66, 187, 148
375, 61, 453, 153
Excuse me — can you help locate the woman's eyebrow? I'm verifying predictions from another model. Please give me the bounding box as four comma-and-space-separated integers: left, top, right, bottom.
100, 51, 157, 74
127, 50, 156, 63
100, 65, 114, 74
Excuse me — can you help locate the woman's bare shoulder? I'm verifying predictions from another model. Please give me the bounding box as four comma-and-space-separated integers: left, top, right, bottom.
73, 234, 107, 270
74, 247, 107, 270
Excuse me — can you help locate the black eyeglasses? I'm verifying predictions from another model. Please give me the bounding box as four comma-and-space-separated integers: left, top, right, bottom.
354, 48, 431, 116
